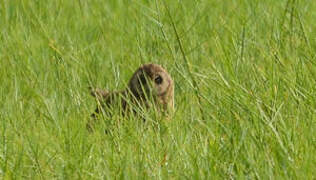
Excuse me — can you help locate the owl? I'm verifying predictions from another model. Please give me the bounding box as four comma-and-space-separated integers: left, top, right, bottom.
87, 63, 174, 131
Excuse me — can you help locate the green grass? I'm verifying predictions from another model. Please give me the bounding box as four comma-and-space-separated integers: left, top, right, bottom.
1, 0, 315, 179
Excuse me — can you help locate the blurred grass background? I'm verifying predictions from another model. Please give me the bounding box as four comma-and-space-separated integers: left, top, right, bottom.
0, 0, 315, 179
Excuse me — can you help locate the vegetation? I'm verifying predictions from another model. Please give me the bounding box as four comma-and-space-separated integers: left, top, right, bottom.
0, 0, 315, 179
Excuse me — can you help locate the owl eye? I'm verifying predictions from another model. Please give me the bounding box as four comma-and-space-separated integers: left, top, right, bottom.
154, 75, 163, 84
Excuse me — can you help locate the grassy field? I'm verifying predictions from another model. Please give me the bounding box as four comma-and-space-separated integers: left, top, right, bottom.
0, 0, 315, 179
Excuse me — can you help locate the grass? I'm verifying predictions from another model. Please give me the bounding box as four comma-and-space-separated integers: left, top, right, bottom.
0, 0, 315, 179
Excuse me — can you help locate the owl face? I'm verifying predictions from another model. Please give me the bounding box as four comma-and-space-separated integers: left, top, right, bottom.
151, 68, 172, 97
128, 64, 173, 103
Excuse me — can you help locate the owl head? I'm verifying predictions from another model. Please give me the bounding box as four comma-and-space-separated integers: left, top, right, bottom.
128, 63, 174, 111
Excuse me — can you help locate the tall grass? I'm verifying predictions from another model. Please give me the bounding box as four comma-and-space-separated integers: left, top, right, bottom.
0, 0, 315, 179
